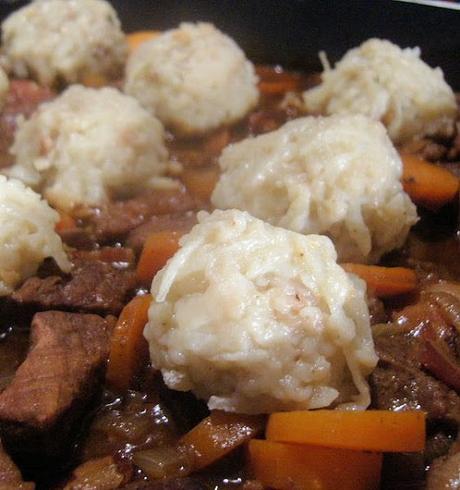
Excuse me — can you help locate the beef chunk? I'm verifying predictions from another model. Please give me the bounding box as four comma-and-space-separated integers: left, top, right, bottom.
0, 80, 54, 168
0, 311, 111, 460
126, 212, 197, 253
81, 188, 196, 243
371, 365, 460, 422
0, 441, 34, 489
12, 248, 137, 315
427, 448, 460, 490
370, 305, 460, 423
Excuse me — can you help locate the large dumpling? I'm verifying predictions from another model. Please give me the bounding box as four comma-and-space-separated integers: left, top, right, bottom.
303, 39, 457, 143
145, 209, 378, 414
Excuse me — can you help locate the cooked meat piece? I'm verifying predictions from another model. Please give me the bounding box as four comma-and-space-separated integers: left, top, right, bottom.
0, 441, 34, 489
0, 80, 54, 168
0, 311, 111, 459
81, 188, 196, 243
12, 248, 136, 315
370, 365, 460, 422
126, 212, 197, 253
370, 328, 460, 423
427, 447, 460, 490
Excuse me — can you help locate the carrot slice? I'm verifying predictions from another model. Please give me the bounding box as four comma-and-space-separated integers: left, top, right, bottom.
136, 230, 183, 284
55, 211, 77, 233
341, 263, 417, 298
179, 411, 264, 470
81, 73, 108, 88
266, 410, 426, 452
106, 294, 152, 391
181, 167, 219, 203
401, 153, 459, 211
249, 440, 382, 490
127, 31, 160, 53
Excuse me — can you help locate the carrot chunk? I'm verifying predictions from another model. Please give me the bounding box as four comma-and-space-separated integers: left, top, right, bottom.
127, 31, 160, 53
81, 73, 109, 88
266, 410, 426, 452
136, 231, 183, 284
341, 263, 417, 298
179, 411, 264, 470
55, 211, 77, 233
249, 439, 382, 490
401, 153, 459, 211
181, 167, 219, 203
106, 294, 152, 391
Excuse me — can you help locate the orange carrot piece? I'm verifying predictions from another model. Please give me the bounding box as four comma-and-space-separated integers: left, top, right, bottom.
204, 128, 231, 155
127, 31, 160, 53
55, 211, 77, 233
258, 80, 301, 95
181, 167, 219, 203
106, 294, 151, 391
341, 263, 417, 298
179, 411, 264, 471
266, 410, 426, 452
401, 153, 459, 211
136, 231, 183, 284
81, 73, 109, 88
249, 440, 382, 490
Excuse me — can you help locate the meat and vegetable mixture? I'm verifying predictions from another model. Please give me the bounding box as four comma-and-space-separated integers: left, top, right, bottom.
0, 1, 459, 489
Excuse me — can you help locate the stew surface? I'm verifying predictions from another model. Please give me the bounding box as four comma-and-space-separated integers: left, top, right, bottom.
0, 59, 459, 490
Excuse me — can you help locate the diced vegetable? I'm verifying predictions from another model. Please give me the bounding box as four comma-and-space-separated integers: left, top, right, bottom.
81, 73, 109, 88
133, 446, 192, 480
256, 66, 305, 95
401, 153, 459, 211
179, 411, 264, 470
341, 263, 417, 297
181, 167, 219, 203
249, 439, 382, 490
55, 211, 77, 233
64, 456, 130, 490
126, 31, 161, 52
266, 410, 426, 452
136, 230, 183, 284
204, 128, 231, 155
106, 294, 151, 391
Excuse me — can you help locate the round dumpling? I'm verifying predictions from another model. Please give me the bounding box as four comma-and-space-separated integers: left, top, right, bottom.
6, 85, 169, 211
1, 0, 127, 86
211, 114, 418, 264
0, 67, 9, 110
124, 22, 259, 135
303, 38, 457, 143
145, 209, 377, 414
0, 176, 70, 296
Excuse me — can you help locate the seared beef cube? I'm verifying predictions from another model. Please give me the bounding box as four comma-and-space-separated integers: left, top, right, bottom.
427, 450, 460, 490
12, 248, 137, 315
370, 366, 460, 423
82, 188, 196, 243
0, 441, 34, 489
0, 311, 111, 460
370, 331, 460, 423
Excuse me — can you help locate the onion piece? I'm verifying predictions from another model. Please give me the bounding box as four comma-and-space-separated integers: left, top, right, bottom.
424, 282, 460, 333
421, 338, 460, 394
132, 446, 192, 480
